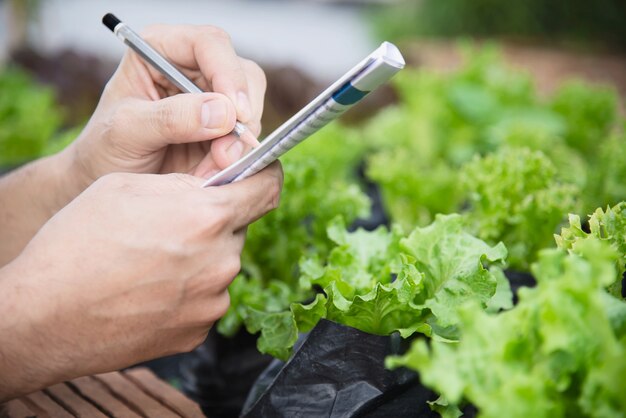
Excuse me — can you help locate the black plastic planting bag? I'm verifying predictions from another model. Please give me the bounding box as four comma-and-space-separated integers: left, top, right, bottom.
179, 328, 274, 417
241, 319, 440, 418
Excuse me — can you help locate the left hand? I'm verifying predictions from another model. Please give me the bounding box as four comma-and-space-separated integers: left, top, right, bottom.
64, 24, 266, 188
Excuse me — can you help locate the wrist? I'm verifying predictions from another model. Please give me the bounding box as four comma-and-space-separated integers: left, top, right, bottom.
50, 146, 93, 205
0, 260, 57, 400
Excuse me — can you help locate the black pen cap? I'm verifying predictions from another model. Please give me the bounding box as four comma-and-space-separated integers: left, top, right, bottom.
102, 13, 121, 32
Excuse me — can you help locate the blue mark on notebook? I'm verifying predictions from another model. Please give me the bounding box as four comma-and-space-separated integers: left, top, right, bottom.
332, 82, 369, 105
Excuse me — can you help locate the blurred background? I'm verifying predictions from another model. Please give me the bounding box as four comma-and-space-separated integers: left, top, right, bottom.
0, 0, 624, 167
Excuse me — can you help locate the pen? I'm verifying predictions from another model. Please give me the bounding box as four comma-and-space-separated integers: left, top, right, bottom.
102, 13, 257, 146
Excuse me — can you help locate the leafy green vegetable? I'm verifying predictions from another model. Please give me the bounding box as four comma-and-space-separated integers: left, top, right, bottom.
556, 202, 626, 297
462, 147, 578, 270
0, 68, 63, 167
550, 81, 618, 157
398, 214, 508, 333
362, 49, 536, 228
367, 145, 461, 229
246, 214, 511, 359
217, 123, 370, 337
388, 239, 626, 418
587, 129, 626, 211
362, 47, 623, 265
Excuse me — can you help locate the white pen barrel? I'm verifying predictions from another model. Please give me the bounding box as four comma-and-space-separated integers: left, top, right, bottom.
114, 24, 203, 94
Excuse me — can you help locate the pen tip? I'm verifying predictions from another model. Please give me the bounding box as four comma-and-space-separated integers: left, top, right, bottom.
102, 13, 121, 32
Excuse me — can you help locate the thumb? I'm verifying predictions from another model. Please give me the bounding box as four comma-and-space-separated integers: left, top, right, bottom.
118, 92, 237, 150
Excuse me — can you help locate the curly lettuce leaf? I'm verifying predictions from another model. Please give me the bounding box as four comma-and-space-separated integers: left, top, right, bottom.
462, 147, 578, 270
556, 202, 626, 298
218, 123, 370, 337
249, 214, 511, 359
388, 240, 626, 418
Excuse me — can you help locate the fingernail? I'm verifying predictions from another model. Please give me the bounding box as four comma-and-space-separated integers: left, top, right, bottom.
201, 99, 228, 129
226, 140, 244, 160
237, 91, 252, 122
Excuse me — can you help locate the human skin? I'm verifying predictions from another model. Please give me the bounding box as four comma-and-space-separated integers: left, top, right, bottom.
0, 24, 280, 400
0, 167, 282, 400
0, 24, 266, 265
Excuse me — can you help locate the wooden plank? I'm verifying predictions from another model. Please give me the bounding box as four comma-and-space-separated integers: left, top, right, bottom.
1, 399, 37, 418
93, 372, 180, 418
45, 384, 107, 417
124, 368, 204, 418
22, 391, 73, 418
69, 376, 142, 418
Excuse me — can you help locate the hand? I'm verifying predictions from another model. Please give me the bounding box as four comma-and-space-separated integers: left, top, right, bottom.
0, 163, 282, 399
66, 24, 266, 188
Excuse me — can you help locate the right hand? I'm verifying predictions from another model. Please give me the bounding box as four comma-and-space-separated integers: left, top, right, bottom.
66, 24, 266, 189
0, 163, 282, 398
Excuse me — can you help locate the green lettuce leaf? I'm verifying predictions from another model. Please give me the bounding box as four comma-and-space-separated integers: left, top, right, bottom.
462, 147, 578, 270
248, 214, 511, 359
556, 202, 626, 298
399, 214, 508, 331
217, 123, 370, 337
388, 239, 626, 418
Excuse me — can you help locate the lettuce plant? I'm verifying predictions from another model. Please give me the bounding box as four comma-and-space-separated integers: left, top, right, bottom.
556, 202, 626, 298
462, 147, 578, 270
388, 239, 626, 418
217, 123, 370, 340
363, 48, 623, 251
240, 214, 512, 360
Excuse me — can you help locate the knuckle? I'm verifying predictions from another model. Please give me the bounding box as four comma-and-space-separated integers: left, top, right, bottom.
248, 121, 262, 137
212, 291, 231, 319
201, 198, 233, 233
102, 100, 131, 145
179, 331, 209, 353
140, 24, 166, 42
166, 173, 199, 189
241, 59, 267, 90
222, 257, 242, 282
96, 172, 131, 190
163, 240, 190, 265
266, 167, 284, 210
202, 25, 231, 43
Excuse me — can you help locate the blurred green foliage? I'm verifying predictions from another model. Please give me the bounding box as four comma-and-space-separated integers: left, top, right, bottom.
371, 0, 626, 49
0, 68, 63, 167
363, 46, 624, 269
0, 66, 80, 169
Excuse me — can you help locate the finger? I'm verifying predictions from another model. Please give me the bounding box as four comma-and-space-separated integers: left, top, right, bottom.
239, 58, 266, 137
142, 25, 253, 123
210, 134, 247, 170
209, 162, 284, 231
189, 135, 247, 176
113, 93, 236, 151
201, 58, 266, 171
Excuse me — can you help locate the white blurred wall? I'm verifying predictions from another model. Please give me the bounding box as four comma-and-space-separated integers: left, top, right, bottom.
0, 0, 377, 81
